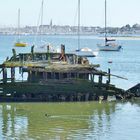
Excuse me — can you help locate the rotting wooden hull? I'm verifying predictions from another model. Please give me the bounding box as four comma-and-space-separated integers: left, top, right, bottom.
0, 45, 128, 102
0, 80, 125, 102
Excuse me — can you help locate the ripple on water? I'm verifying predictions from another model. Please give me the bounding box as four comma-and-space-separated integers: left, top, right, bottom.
0, 101, 140, 139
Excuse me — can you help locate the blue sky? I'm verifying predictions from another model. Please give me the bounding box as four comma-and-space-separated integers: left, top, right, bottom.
0, 0, 140, 27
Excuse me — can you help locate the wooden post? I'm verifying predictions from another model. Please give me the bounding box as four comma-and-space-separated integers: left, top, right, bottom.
99, 75, 103, 84
47, 45, 50, 62
91, 74, 95, 86
11, 67, 15, 83
31, 45, 34, 60
108, 68, 111, 84
12, 49, 16, 61
98, 75, 103, 89
60, 44, 66, 61
92, 74, 94, 83
2, 67, 7, 84
19, 66, 22, 74
23, 54, 24, 63
28, 70, 32, 82
73, 54, 76, 64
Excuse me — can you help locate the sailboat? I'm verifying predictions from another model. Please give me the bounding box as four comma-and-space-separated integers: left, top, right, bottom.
15, 9, 27, 47
97, 0, 122, 51
74, 0, 98, 57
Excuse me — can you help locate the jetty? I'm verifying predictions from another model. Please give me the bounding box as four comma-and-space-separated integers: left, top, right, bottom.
0, 44, 129, 102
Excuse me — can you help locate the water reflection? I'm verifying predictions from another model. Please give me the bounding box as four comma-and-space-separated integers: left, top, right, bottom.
0, 104, 28, 139
0, 101, 140, 140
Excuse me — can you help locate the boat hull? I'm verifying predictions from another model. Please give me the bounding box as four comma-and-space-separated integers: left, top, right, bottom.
97, 44, 122, 51
74, 48, 98, 57
15, 42, 27, 47
75, 51, 98, 57
0, 81, 122, 102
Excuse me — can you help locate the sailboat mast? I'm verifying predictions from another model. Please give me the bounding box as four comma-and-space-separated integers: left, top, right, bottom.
41, 0, 44, 26
105, 0, 107, 45
18, 8, 20, 40
41, 0, 44, 34
78, 0, 80, 50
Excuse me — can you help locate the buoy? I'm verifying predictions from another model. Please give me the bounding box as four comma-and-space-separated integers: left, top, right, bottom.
45, 113, 48, 117
45, 113, 51, 117
108, 61, 112, 63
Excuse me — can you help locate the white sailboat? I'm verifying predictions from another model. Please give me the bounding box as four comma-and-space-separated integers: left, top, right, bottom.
74, 0, 98, 57
97, 0, 122, 51
14, 9, 27, 47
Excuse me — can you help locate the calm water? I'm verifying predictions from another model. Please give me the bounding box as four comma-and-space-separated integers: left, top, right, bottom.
0, 101, 140, 140
0, 35, 140, 139
0, 35, 140, 89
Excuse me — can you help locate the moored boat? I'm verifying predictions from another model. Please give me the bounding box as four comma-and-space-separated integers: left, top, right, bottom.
15, 42, 27, 47
97, 0, 122, 51
73, 0, 98, 57
97, 41, 122, 51
14, 9, 27, 47
74, 47, 98, 57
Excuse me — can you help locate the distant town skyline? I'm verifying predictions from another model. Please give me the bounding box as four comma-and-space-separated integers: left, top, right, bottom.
0, 0, 140, 27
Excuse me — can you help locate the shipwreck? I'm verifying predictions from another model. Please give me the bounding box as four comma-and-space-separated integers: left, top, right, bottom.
0, 44, 130, 102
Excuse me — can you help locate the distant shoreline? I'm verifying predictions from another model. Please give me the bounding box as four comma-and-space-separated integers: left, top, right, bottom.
1, 33, 140, 40
98, 36, 140, 40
